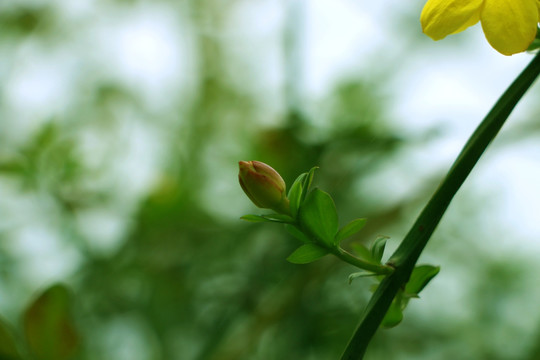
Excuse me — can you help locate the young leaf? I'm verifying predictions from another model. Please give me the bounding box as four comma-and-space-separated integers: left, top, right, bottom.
285, 224, 311, 244
381, 293, 404, 328
350, 243, 379, 264
300, 166, 318, 203
348, 271, 378, 284
24, 284, 79, 360
261, 213, 294, 223
240, 214, 273, 222
298, 188, 338, 247
288, 172, 307, 217
0, 316, 22, 360
335, 218, 367, 245
286, 243, 329, 264
371, 236, 389, 263
405, 265, 440, 296
240, 214, 294, 223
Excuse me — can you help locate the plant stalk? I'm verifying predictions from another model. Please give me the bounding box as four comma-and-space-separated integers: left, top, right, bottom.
341, 51, 540, 360
332, 247, 394, 275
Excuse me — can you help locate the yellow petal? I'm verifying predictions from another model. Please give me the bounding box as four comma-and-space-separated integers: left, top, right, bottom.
451, 10, 481, 35
481, 0, 539, 55
421, 0, 483, 40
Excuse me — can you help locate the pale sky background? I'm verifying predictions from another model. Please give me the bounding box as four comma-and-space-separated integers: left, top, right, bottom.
1, 2, 540, 353
2, 0, 539, 275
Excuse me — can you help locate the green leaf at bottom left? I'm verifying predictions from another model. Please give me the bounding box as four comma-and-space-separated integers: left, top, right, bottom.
0, 316, 22, 360
23, 283, 79, 360
286, 243, 329, 264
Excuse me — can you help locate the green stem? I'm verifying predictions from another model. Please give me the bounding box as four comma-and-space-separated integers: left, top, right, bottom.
290, 223, 393, 274
341, 51, 540, 360
331, 247, 394, 275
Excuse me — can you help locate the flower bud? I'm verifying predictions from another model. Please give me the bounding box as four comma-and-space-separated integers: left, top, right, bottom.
238, 161, 290, 215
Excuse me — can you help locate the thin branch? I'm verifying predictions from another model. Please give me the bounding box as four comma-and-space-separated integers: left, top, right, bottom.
341, 52, 540, 360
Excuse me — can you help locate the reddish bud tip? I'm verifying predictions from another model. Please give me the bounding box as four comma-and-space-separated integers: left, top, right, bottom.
238, 161, 290, 215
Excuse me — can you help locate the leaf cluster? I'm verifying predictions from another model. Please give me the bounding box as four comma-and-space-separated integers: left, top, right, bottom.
241, 165, 441, 331
242, 167, 377, 268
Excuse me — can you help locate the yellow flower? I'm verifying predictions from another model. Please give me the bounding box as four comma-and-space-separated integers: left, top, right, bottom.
421, 0, 540, 55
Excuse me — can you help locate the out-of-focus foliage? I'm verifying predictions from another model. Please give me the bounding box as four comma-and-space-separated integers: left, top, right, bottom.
0, 317, 22, 360
24, 284, 79, 360
1, 1, 540, 360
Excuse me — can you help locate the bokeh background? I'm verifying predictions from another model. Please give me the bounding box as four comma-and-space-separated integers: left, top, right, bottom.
1, 0, 540, 359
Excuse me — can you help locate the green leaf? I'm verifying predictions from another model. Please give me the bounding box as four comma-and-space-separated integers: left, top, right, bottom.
240, 214, 293, 223
528, 38, 540, 52
288, 172, 307, 217
261, 213, 294, 223
300, 166, 318, 203
371, 236, 388, 263
350, 243, 379, 264
0, 160, 26, 177
286, 244, 329, 264
379, 267, 439, 330
0, 316, 22, 360
286, 166, 319, 219
240, 214, 273, 222
335, 218, 367, 245
348, 271, 378, 284
24, 284, 79, 360
527, 27, 540, 51
285, 225, 311, 244
381, 293, 404, 328
405, 265, 440, 296
298, 188, 338, 247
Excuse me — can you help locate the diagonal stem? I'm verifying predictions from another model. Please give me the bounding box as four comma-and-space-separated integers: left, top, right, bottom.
341, 51, 540, 360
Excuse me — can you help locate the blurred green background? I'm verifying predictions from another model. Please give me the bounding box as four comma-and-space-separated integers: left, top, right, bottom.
1, 0, 540, 359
